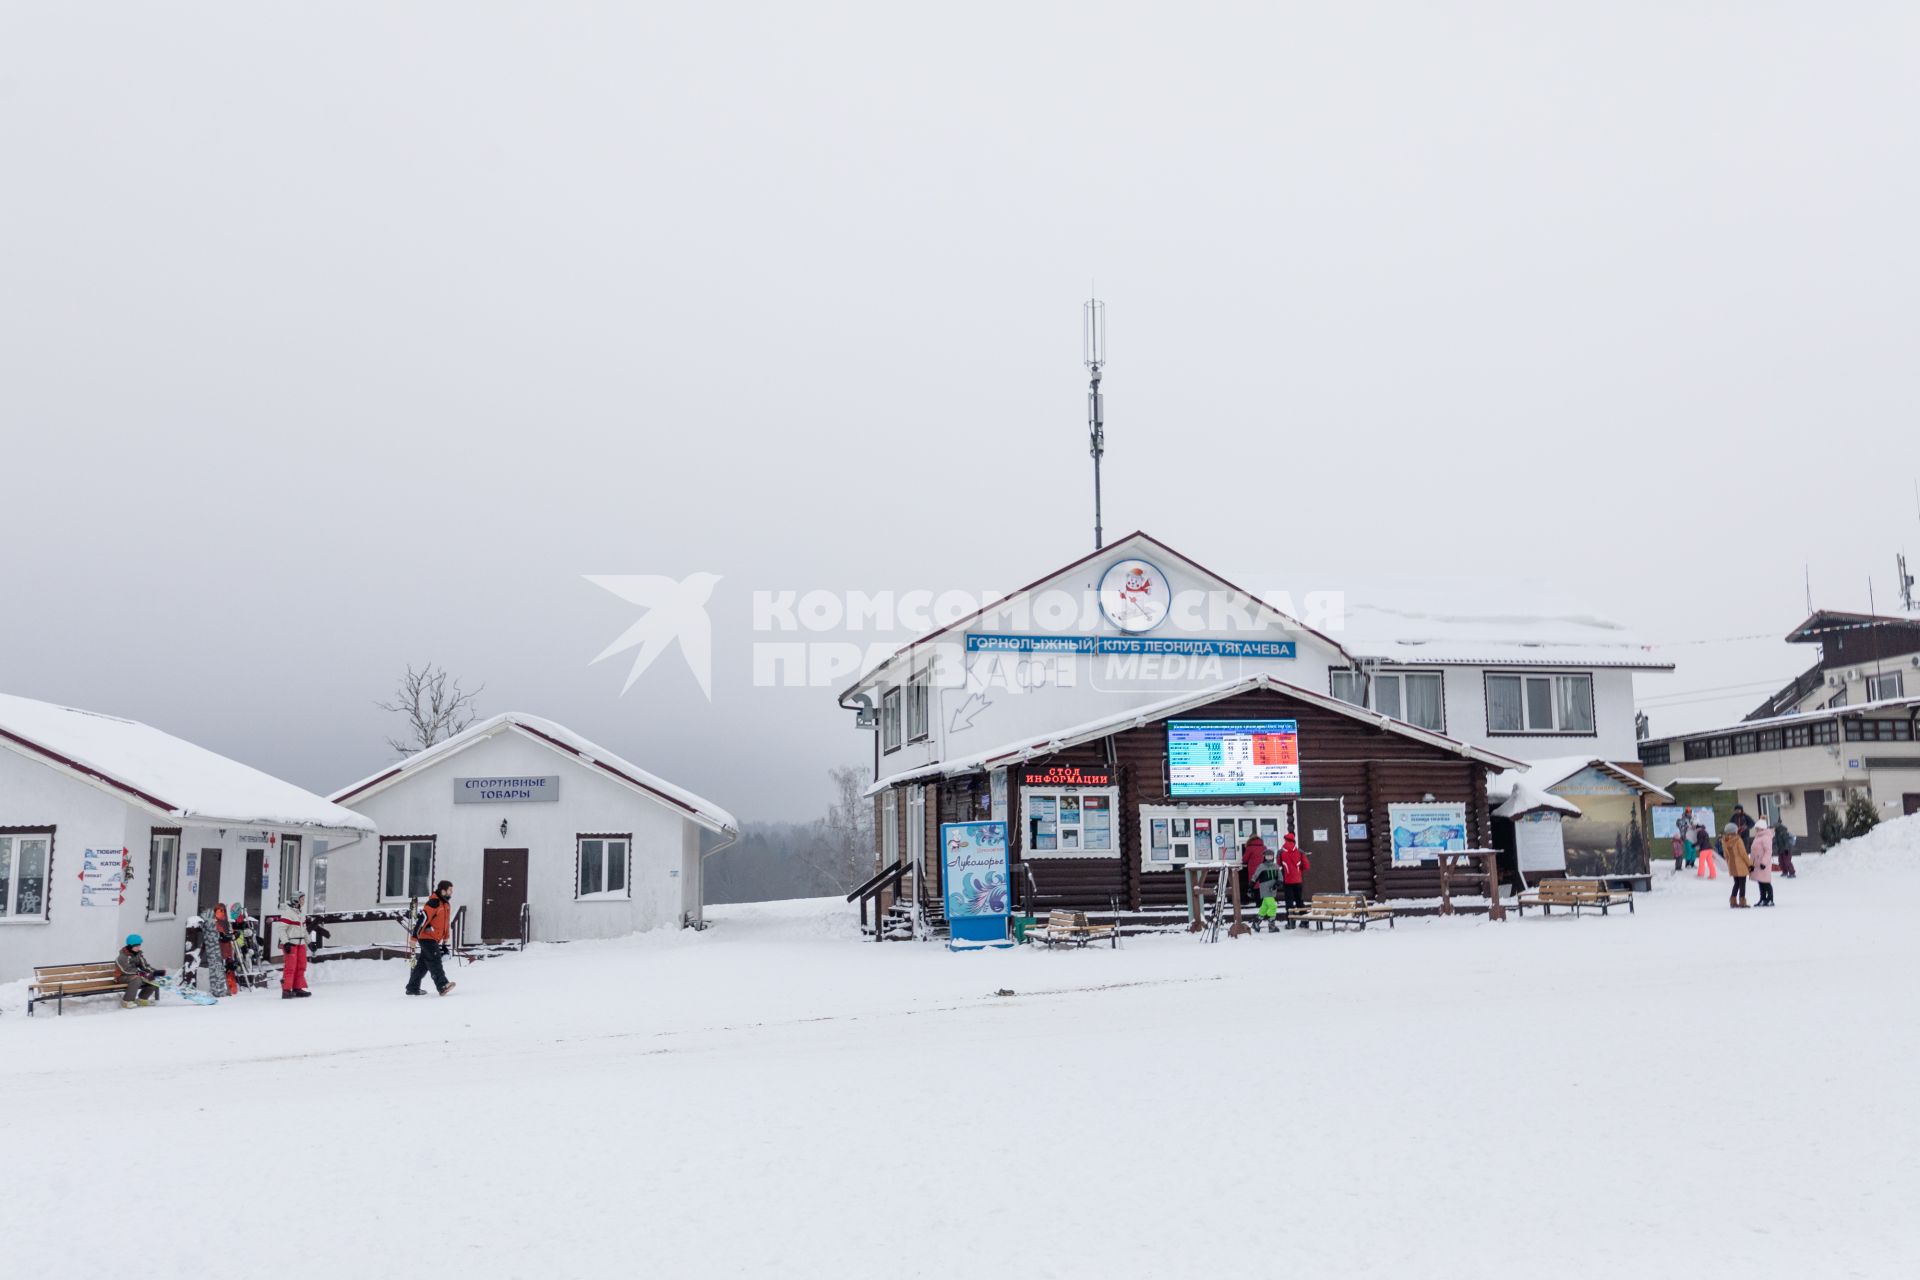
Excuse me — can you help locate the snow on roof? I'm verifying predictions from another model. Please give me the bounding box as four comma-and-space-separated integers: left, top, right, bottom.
1337, 603, 1673, 670
330, 713, 737, 835
1492, 773, 1583, 820
0, 691, 375, 833
865, 673, 1523, 796
1491, 755, 1673, 804
1643, 693, 1920, 744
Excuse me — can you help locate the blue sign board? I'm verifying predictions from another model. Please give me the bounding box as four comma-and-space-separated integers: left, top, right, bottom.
965, 633, 1295, 659
941, 821, 1011, 948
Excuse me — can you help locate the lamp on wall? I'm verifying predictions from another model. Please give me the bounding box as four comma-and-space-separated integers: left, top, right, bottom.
499, 819, 509, 838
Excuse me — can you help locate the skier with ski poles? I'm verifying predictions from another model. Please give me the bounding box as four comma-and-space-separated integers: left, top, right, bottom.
404, 880, 458, 997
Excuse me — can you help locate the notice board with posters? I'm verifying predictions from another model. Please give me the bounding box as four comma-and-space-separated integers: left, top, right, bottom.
1388, 803, 1469, 866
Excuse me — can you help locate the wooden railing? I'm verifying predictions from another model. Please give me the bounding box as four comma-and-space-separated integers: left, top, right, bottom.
845, 861, 909, 942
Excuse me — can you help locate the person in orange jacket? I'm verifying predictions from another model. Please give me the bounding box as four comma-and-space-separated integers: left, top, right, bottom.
404, 880, 458, 997
1722, 823, 1752, 908
1694, 823, 1717, 879
1278, 832, 1312, 929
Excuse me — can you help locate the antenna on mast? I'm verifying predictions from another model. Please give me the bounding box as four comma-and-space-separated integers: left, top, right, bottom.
1084, 294, 1107, 551
1899, 552, 1915, 613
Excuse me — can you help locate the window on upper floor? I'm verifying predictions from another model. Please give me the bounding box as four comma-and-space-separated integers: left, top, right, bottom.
1486, 673, 1596, 735
1865, 671, 1904, 701
1638, 742, 1671, 766
906, 669, 931, 743
1329, 669, 1444, 732
881, 687, 903, 753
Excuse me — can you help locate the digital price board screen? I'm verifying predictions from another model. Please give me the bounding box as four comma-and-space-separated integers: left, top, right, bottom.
1166, 719, 1300, 796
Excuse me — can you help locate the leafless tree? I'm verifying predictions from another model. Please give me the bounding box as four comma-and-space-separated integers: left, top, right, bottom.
824, 764, 876, 882
377, 664, 483, 754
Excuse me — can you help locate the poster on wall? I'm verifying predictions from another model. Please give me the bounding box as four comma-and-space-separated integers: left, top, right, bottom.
1167, 719, 1301, 795
990, 769, 1008, 825
1388, 803, 1469, 865
1651, 805, 1717, 840
941, 821, 1011, 947
78, 847, 132, 908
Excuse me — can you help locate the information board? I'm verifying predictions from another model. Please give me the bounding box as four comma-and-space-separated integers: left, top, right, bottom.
1388, 803, 1469, 865
940, 821, 1011, 947
1167, 719, 1300, 796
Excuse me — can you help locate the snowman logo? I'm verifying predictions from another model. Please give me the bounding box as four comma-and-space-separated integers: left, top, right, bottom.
1098, 558, 1170, 633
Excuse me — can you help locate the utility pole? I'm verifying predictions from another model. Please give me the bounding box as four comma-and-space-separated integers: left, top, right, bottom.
1084, 297, 1106, 551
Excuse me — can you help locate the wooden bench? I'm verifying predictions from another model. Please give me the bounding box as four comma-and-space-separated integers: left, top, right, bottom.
1296, 894, 1396, 931
29, 961, 133, 1016
1025, 910, 1119, 949
1515, 878, 1635, 918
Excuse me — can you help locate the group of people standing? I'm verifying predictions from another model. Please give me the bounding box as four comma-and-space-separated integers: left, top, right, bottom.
112, 892, 327, 1009
1670, 803, 1796, 909
1242, 833, 1311, 931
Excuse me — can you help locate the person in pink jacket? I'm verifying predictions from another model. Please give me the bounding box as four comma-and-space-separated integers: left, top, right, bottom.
1749, 824, 1776, 907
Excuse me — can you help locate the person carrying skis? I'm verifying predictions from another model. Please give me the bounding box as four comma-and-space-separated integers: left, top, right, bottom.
404, 880, 458, 997
213, 902, 239, 996
1278, 832, 1312, 929
117, 934, 163, 1008
198, 909, 228, 999
1250, 848, 1283, 933
273, 891, 313, 999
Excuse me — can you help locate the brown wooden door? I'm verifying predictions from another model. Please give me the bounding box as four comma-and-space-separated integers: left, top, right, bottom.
481, 849, 529, 942
1803, 790, 1826, 848
1294, 799, 1349, 895
1905, 794, 1920, 817
196, 849, 223, 917
244, 849, 265, 918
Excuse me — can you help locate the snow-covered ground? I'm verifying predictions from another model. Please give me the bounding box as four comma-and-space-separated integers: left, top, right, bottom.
6, 822, 1918, 1279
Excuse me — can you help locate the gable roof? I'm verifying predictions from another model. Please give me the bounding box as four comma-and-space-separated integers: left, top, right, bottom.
1339, 603, 1673, 670
866, 672, 1522, 795
329, 713, 737, 835
0, 691, 375, 833
837, 531, 1357, 703
1495, 755, 1672, 803
1784, 609, 1920, 644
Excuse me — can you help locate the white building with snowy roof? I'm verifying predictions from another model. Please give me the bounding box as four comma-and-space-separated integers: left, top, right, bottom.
0, 691, 375, 984
323, 713, 737, 951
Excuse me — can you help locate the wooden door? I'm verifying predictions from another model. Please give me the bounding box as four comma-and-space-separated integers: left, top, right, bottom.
482, 848, 529, 942
1803, 790, 1826, 848
196, 849, 223, 917
244, 849, 265, 918
1294, 799, 1349, 895
1905, 794, 1920, 817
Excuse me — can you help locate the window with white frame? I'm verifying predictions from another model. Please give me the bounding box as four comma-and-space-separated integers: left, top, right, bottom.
577, 835, 630, 898
1374, 671, 1445, 733
1021, 787, 1121, 857
882, 790, 900, 865
0, 831, 53, 920
1757, 792, 1781, 825
380, 839, 435, 902
1866, 671, 1904, 701
1139, 806, 1290, 871
906, 669, 931, 743
1486, 673, 1596, 734
881, 687, 903, 753
906, 786, 926, 871
148, 831, 180, 917
278, 836, 302, 906
1329, 670, 1366, 706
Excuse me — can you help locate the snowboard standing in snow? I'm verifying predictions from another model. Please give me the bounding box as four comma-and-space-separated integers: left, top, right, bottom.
198, 912, 228, 999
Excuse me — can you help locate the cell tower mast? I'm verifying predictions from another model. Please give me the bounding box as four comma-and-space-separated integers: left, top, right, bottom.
1084, 296, 1107, 551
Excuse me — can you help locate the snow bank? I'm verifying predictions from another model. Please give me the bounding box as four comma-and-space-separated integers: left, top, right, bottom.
1819, 811, 1920, 875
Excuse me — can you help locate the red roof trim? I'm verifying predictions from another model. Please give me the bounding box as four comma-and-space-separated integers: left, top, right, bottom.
0, 725, 179, 814
331, 765, 403, 805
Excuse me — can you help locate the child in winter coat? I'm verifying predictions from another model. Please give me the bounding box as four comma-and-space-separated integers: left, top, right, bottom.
116, 934, 163, 1008
1773, 822, 1797, 878
1722, 823, 1752, 908
1695, 824, 1717, 879
1749, 824, 1776, 906
1251, 850, 1283, 932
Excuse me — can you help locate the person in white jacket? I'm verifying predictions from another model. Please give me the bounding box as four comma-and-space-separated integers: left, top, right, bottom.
273, 892, 312, 999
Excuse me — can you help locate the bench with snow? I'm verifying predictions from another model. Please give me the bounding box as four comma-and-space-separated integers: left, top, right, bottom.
1025, 910, 1118, 949
1514, 878, 1633, 918
1296, 894, 1396, 931
29, 961, 128, 1016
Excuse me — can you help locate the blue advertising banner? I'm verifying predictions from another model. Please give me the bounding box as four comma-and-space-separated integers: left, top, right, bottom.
941, 821, 1011, 948
964, 633, 1296, 658
1388, 803, 1469, 865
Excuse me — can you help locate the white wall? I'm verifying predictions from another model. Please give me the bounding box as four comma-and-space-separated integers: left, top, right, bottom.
325, 728, 701, 952
1426, 664, 1643, 764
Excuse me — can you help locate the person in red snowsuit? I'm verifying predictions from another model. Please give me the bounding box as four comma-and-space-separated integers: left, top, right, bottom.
1278, 833, 1311, 929
273, 892, 312, 999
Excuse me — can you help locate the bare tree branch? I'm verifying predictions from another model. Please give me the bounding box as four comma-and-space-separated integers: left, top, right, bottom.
376, 663, 484, 755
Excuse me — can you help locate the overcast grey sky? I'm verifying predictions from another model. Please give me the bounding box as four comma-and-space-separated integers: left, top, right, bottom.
2, 4, 1915, 819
